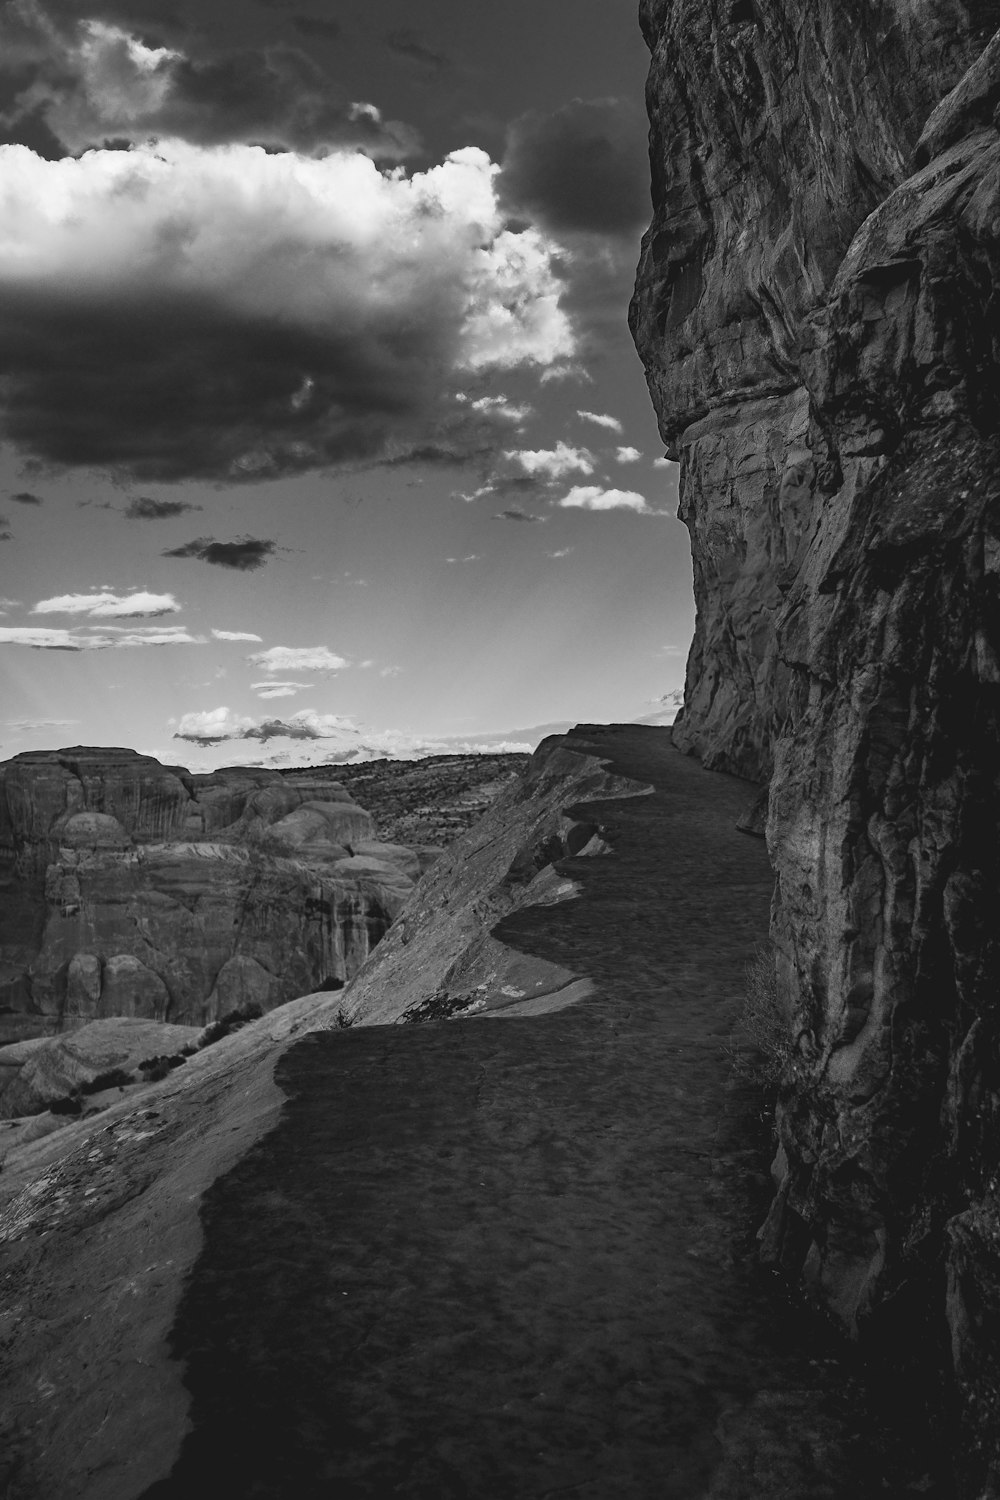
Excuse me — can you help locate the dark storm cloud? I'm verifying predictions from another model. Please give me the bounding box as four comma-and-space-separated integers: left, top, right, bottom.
385, 29, 452, 72
497, 98, 649, 238
9, 490, 42, 504
0, 5, 418, 160
494, 508, 543, 522
163, 536, 278, 570
123, 496, 202, 520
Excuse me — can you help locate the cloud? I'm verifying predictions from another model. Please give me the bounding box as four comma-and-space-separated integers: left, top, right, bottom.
653, 456, 678, 470
123, 496, 202, 520
454, 393, 532, 424
494, 508, 543, 523
0, 624, 203, 649
497, 97, 648, 237
247, 644, 347, 674
4, 716, 78, 731
0, 141, 573, 480
504, 441, 595, 480
547, 547, 572, 558
558, 486, 649, 513
251, 678, 311, 699
32, 589, 180, 617
164, 537, 278, 570
385, 29, 452, 72
444, 554, 481, 564
213, 629, 263, 642
616, 446, 642, 464
577, 410, 623, 434
175, 705, 356, 743
1, 8, 417, 160
9, 490, 42, 504
0, 596, 21, 609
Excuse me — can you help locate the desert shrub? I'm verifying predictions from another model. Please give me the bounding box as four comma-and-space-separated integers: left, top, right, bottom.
79, 1067, 135, 1095
50, 1094, 83, 1116
334, 1007, 353, 1029
138, 1053, 188, 1081
197, 1002, 265, 1050
728, 944, 795, 1089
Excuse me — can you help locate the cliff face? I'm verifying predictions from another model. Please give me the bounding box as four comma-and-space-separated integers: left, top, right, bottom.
0, 748, 420, 1043
632, 0, 1000, 1484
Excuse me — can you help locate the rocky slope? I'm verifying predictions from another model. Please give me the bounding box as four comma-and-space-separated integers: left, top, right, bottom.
632, 2, 1000, 1487
0, 747, 425, 1044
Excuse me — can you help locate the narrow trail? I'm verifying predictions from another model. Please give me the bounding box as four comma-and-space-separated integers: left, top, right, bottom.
143, 729, 876, 1499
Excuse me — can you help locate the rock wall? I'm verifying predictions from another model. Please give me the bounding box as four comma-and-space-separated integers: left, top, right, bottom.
0, 748, 422, 1043
632, 2, 1000, 1487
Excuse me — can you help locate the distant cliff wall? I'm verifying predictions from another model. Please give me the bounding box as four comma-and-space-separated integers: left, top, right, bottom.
0, 748, 419, 1043
632, 2, 1000, 1486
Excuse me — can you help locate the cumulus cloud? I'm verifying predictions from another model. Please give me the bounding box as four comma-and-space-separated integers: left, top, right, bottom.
0, 7, 418, 160
32, 589, 180, 617
163, 537, 278, 570
498, 97, 648, 238
616, 446, 642, 464
175, 705, 356, 744
123, 496, 202, 520
212, 629, 263, 642
577, 410, 623, 434
247, 645, 347, 674
9, 490, 42, 504
0, 141, 574, 480
558, 486, 649, 513
653, 456, 678, 470
0, 624, 203, 649
504, 442, 595, 480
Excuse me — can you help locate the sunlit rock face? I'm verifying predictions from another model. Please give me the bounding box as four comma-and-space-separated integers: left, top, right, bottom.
632, 1, 1000, 1484
0, 748, 415, 1042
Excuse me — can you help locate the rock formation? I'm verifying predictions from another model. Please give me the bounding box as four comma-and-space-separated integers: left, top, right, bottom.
632, 1, 1000, 1486
0, 747, 423, 1044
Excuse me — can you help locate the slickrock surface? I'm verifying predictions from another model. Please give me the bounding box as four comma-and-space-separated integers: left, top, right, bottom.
0, 727, 916, 1499
631, 3, 1000, 1485
0, 748, 418, 1043
311, 753, 530, 847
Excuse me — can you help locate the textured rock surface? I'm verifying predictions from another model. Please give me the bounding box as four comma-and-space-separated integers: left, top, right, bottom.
341, 731, 646, 1026
0, 748, 417, 1042
632, 1, 1000, 1486
0, 1017, 201, 1118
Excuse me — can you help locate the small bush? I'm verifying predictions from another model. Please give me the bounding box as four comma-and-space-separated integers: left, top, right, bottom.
138, 1053, 188, 1082
79, 1067, 135, 1095
197, 1002, 265, 1050
334, 1007, 353, 1029
50, 1094, 83, 1116
728, 944, 794, 1089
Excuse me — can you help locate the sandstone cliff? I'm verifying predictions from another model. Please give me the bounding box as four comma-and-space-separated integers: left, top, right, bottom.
632, 1, 1000, 1485
0, 747, 422, 1044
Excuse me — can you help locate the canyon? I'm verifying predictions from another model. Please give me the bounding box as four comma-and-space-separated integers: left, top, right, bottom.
631, 0, 1000, 1486
0, 746, 432, 1050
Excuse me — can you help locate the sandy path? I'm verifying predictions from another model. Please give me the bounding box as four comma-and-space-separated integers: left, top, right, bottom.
140, 730, 879, 1499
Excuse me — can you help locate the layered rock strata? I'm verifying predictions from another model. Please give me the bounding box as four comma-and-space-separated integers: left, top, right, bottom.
0, 747, 423, 1043
632, 1, 1000, 1486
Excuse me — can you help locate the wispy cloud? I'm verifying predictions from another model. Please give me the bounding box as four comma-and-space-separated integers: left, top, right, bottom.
212, 629, 264, 643
164, 538, 278, 571
577, 410, 623, 434
445, 554, 481, 563
494, 508, 544, 523
247, 645, 348, 674
558, 486, 649, 513
251, 679, 312, 699
124, 497, 203, 520
0, 625, 204, 650
32, 590, 181, 618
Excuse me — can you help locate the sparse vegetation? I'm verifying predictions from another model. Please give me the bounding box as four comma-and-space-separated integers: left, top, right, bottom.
727, 943, 794, 1092
197, 1003, 265, 1050
79, 1067, 135, 1095
334, 1007, 354, 1029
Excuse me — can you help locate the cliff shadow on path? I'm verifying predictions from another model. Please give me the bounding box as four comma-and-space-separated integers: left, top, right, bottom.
141, 727, 903, 1500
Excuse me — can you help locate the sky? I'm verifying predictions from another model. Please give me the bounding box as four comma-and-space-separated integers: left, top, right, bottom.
0, 0, 688, 771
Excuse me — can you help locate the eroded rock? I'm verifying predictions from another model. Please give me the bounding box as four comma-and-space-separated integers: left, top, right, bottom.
632, 1, 1000, 1485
